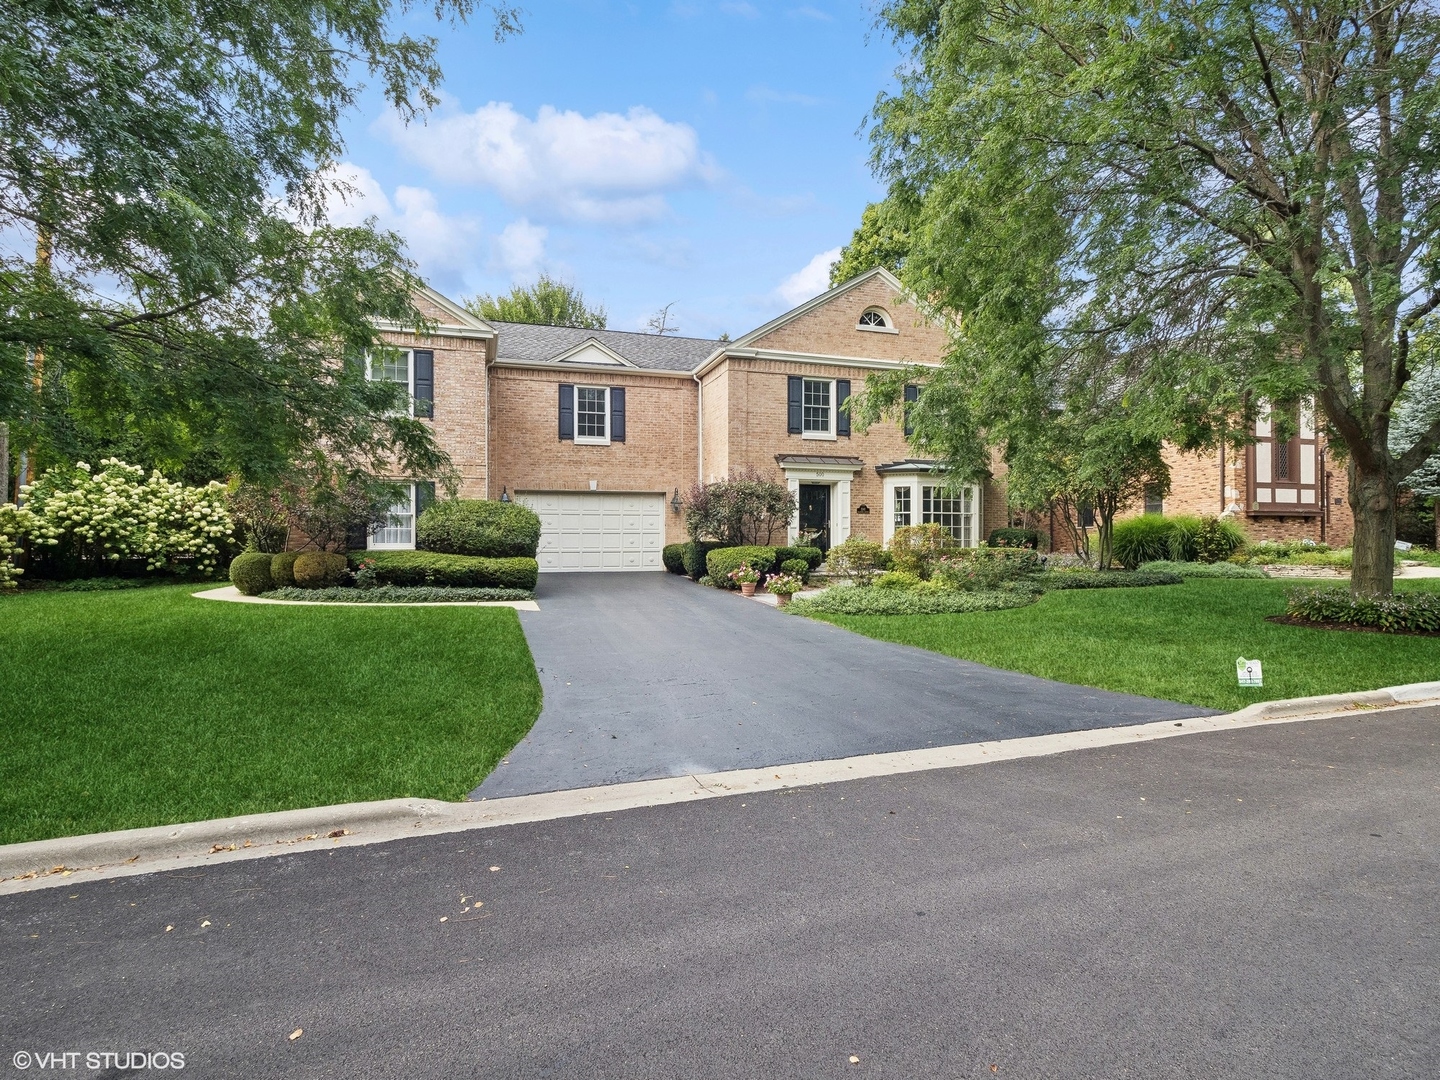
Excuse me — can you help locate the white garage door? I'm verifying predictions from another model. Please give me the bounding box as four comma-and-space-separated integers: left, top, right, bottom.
519, 492, 665, 572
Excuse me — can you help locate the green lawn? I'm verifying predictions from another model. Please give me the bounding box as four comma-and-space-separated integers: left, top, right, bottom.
812, 578, 1440, 712
0, 585, 542, 846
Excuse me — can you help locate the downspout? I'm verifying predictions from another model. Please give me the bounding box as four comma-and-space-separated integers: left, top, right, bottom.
693, 369, 704, 485
1219, 442, 1225, 513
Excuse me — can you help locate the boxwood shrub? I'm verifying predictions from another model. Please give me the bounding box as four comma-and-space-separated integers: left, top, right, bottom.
293, 551, 349, 588
786, 585, 1037, 616
350, 550, 539, 590
416, 499, 541, 558
261, 585, 533, 603
270, 551, 301, 587
1285, 587, 1440, 633
780, 557, 810, 581
683, 540, 724, 580
706, 545, 777, 588
662, 543, 688, 575
774, 545, 824, 570
1036, 568, 1184, 589
988, 527, 1041, 549
229, 551, 274, 596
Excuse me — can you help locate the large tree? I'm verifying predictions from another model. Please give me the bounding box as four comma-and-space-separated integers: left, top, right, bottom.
867, 0, 1440, 595
465, 275, 608, 329
0, 0, 520, 485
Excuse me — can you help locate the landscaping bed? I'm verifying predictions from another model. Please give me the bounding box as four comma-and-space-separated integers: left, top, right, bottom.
0, 585, 542, 845
258, 585, 533, 604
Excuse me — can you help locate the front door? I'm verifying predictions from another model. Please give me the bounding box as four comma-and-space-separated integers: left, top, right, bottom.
798, 484, 831, 553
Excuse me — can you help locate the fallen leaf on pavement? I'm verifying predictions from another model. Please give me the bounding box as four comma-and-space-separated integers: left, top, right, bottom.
288, 1029, 303, 1042
849, 1056, 859, 1064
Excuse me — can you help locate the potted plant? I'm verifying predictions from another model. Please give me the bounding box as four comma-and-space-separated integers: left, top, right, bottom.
727, 561, 762, 596
765, 571, 804, 607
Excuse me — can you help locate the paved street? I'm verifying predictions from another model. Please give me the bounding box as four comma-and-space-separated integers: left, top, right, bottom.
476, 572, 1211, 798
4, 707, 1437, 1078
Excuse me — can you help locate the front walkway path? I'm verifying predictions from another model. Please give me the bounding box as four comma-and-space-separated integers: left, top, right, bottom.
472, 573, 1212, 799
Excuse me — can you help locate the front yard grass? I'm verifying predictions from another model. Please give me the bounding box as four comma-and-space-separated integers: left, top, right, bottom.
809, 578, 1440, 712
0, 585, 542, 846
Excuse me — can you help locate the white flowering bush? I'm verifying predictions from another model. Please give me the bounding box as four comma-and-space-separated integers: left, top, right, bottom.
21, 459, 234, 575
0, 502, 36, 589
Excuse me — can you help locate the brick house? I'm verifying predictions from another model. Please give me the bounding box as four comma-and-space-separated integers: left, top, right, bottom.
368, 267, 1350, 570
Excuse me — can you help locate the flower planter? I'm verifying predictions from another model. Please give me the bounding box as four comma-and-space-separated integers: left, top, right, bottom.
774, 593, 792, 607
740, 582, 757, 597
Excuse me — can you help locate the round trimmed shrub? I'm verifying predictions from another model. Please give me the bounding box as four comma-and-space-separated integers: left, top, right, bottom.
270, 551, 301, 588
706, 546, 777, 588
229, 551, 274, 596
293, 551, 349, 589
780, 557, 810, 581
417, 499, 541, 558
662, 543, 687, 575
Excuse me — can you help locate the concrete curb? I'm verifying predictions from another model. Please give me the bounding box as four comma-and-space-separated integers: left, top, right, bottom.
4, 681, 1438, 895
193, 585, 539, 610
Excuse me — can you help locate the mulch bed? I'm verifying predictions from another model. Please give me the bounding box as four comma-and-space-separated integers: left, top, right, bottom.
1265, 614, 1440, 638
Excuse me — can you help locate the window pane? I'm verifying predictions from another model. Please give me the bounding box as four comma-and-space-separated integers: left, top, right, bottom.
369, 353, 408, 384
371, 488, 414, 546
922, 485, 973, 544
893, 486, 911, 529
1143, 483, 1164, 515
577, 387, 607, 439
803, 379, 830, 432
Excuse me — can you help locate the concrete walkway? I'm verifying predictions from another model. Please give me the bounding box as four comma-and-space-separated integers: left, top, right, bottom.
473, 573, 1213, 799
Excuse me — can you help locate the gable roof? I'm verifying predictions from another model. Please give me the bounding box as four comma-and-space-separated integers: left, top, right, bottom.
418, 285, 495, 332
723, 266, 908, 355
490, 321, 720, 373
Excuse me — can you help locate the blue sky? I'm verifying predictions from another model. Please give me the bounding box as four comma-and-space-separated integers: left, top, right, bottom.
331, 1, 902, 339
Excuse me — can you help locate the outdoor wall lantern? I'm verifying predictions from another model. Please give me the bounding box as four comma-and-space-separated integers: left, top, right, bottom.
670, 488, 683, 514
499, 487, 511, 503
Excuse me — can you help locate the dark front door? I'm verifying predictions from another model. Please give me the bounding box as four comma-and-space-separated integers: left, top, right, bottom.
799, 484, 831, 553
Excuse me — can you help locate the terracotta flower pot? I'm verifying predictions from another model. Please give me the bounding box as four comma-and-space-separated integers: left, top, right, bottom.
740, 582, 757, 597
775, 593, 791, 607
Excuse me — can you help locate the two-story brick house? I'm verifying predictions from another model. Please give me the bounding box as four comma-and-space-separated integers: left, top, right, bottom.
369, 267, 1351, 571
366, 268, 1003, 570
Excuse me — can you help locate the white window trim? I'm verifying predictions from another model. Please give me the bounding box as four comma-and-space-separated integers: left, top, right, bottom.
369, 484, 417, 550
801, 377, 837, 441
574, 384, 611, 446
856, 308, 900, 335
881, 476, 981, 547
366, 348, 416, 417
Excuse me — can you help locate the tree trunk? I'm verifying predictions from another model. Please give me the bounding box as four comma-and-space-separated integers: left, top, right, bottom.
1348, 458, 1397, 596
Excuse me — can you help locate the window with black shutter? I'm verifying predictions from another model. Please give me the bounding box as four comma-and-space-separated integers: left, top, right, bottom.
559, 384, 575, 440
412, 350, 434, 418
787, 376, 803, 434
836, 379, 851, 437
610, 387, 626, 442
904, 384, 919, 436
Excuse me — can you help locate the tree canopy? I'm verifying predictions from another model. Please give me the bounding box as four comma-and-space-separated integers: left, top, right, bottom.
863, 0, 1440, 594
1, 0, 520, 484
465, 275, 608, 329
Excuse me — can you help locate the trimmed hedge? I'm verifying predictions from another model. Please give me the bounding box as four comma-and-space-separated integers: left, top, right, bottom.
706, 545, 777, 588
780, 557, 810, 580
229, 552, 274, 596
662, 543, 688, 575
270, 551, 301, 588
1285, 587, 1440, 633
774, 545, 824, 570
293, 551, 348, 588
261, 585, 533, 604
349, 550, 539, 591
1036, 568, 1184, 589
787, 585, 1037, 616
416, 499, 541, 558
988, 527, 1040, 549
1139, 560, 1269, 579
683, 540, 723, 580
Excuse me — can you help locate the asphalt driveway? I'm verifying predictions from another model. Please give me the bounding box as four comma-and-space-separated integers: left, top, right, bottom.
474, 573, 1213, 799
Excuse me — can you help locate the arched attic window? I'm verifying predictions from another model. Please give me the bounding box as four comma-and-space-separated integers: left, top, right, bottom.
857, 308, 891, 330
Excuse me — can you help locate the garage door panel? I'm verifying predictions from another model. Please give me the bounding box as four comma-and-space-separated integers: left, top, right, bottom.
519, 492, 666, 573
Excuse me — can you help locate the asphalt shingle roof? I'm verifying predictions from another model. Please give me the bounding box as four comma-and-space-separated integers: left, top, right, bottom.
490, 321, 720, 372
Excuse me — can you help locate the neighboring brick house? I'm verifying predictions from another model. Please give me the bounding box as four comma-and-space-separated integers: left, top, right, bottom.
367, 268, 1351, 571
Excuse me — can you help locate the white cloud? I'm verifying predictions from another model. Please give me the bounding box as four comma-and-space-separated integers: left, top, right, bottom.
322, 163, 480, 277
491, 218, 548, 279
777, 246, 842, 307
379, 102, 718, 224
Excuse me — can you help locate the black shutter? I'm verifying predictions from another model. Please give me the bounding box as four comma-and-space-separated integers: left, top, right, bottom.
904, 384, 919, 436
788, 376, 803, 434
415, 481, 436, 518
610, 387, 626, 442
344, 349, 366, 378
836, 379, 851, 437
345, 519, 369, 553
412, 350, 434, 418
559, 384, 574, 440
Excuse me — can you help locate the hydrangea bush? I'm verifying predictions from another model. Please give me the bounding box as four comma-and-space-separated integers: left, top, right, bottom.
21, 459, 233, 575
0, 503, 37, 588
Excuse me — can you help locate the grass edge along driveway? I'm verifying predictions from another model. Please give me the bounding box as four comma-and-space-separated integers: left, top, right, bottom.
809, 578, 1440, 713
0, 585, 542, 846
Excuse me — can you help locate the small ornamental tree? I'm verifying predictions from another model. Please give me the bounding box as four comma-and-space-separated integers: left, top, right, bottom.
683, 467, 796, 546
